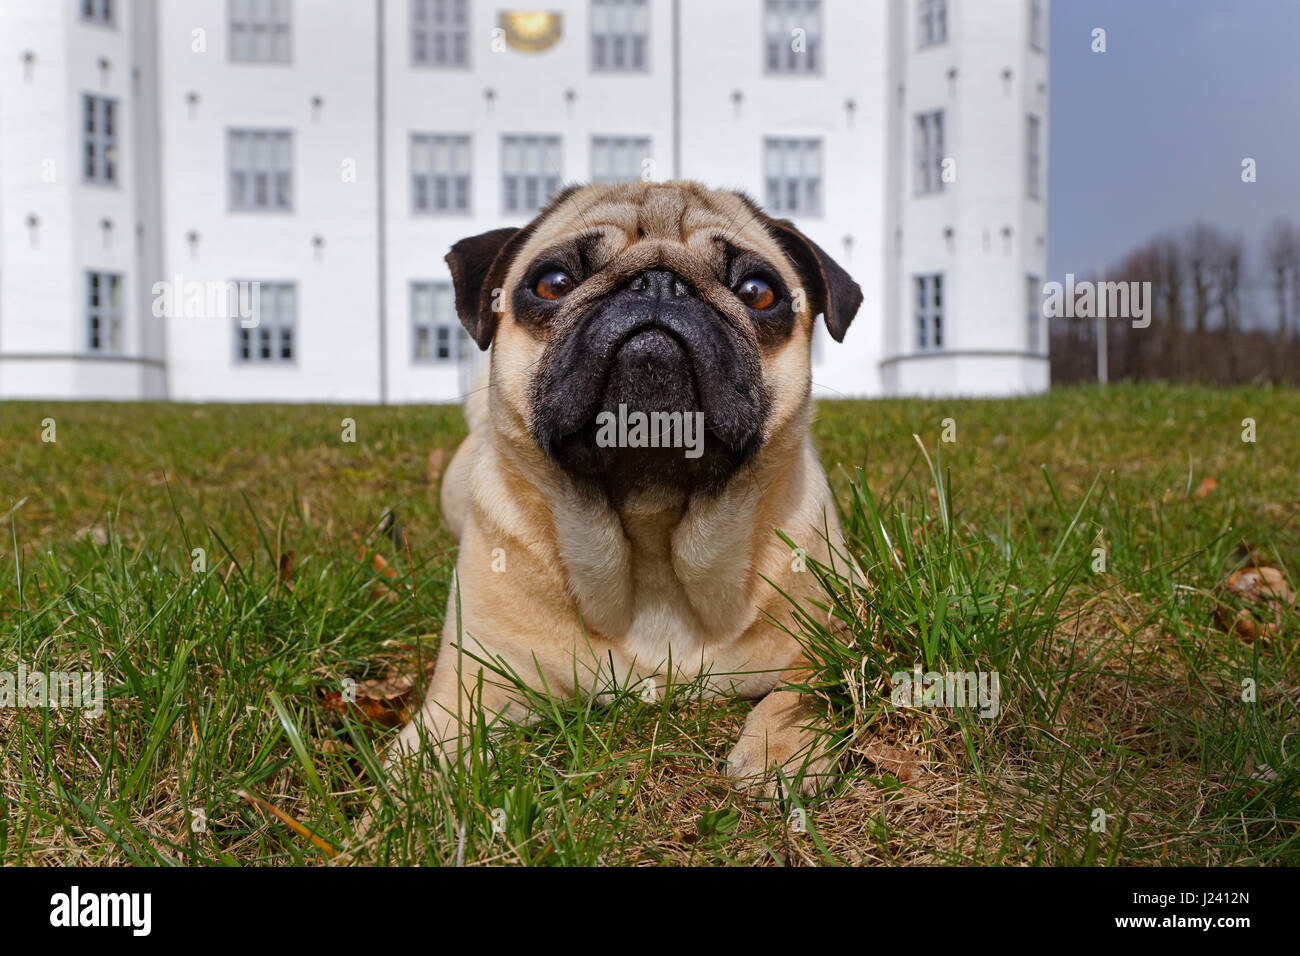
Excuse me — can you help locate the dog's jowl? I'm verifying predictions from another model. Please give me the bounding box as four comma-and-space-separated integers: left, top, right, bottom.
391, 181, 863, 795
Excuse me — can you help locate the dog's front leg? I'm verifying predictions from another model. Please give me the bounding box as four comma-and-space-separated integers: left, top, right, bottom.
725, 656, 837, 798
386, 632, 530, 770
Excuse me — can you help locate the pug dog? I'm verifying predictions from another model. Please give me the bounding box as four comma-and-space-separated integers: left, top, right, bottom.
390, 181, 862, 795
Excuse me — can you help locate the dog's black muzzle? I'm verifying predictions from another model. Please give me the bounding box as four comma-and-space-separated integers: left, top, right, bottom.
530, 269, 767, 495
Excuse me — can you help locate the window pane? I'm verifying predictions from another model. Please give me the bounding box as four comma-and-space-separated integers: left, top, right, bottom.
279, 284, 296, 320
433, 284, 453, 319
412, 284, 431, 322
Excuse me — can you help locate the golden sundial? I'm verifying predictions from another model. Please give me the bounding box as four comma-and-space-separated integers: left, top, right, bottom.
499, 11, 564, 53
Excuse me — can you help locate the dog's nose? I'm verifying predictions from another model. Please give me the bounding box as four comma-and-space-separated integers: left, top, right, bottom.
626, 269, 691, 300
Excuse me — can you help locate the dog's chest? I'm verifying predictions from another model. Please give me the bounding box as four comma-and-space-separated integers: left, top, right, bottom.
604, 510, 755, 665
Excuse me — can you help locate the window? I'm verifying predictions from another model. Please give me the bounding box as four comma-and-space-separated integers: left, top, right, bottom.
412, 282, 470, 363
86, 272, 123, 353
590, 136, 651, 184
1029, 0, 1046, 52
914, 110, 945, 195
82, 94, 118, 185
763, 0, 822, 74
915, 273, 943, 350
501, 135, 562, 214
1027, 114, 1042, 199
228, 129, 293, 211
411, 134, 472, 213
412, 0, 470, 67
1027, 274, 1042, 353
80, 0, 114, 27
591, 0, 649, 71
229, 0, 291, 62
763, 137, 822, 216
235, 282, 296, 363
918, 0, 947, 47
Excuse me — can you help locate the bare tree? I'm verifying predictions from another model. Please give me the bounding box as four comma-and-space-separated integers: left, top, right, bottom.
1214, 235, 1245, 383
1153, 236, 1185, 378
1114, 243, 1161, 380
1051, 221, 1300, 387
1262, 220, 1299, 380
1185, 224, 1221, 381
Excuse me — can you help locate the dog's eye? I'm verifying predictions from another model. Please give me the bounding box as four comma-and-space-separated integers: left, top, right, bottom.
736, 276, 776, 311
534, 270, 575, 301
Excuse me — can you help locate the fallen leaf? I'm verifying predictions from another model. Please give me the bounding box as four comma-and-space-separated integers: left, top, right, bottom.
320, 673, 415, 729
1217, 565, 1295, 642
1224, 566, 1295, 605
278, 549, 295, 584
861, 742, 925, 784
359, 673, 414, 701
1229, 608, 1259, 642
353, 533, 402, 602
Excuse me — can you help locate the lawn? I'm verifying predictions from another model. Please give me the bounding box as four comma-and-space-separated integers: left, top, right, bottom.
1, 383, 1296, 865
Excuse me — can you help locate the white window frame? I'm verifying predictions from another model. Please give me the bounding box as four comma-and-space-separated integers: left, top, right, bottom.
411, 0, 471, 68
1027, 114, 1042, 200
1029, 0, 1046, 52
915, 109, 946, 195
763, 137, 823, 216
915, 273, 944, 351
591, 0, 650, 72
86, 271, 123, 354
914, 110, 946, 195
918, 0, 948, 48
411, 282, 469, 363
229, 0, 292, 63
590, 136, 651, 185
501, 135, 562, 214
234, 281, 297, 364
763, 0, 822, 75
228, 128, 294, 212
82, 94, 118, 186
411, 134, 472, 214
80, 0, 115, 27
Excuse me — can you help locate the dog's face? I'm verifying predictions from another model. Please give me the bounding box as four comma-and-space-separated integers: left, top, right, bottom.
446, 182, 862, 498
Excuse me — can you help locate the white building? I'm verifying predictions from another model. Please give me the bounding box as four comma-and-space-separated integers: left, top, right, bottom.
0, 0, 1049, 403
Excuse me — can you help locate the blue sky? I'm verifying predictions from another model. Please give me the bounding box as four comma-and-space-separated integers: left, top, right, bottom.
1048, 0, 1300, 280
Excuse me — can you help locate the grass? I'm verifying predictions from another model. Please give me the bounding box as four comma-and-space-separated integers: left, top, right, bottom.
1, 383, 1297, 866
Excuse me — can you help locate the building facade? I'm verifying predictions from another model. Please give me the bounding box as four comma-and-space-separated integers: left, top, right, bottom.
0, 0, 1049, 403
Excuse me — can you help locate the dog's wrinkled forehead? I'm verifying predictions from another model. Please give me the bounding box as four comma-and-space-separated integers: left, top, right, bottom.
509, 182, 795, 287
446, 180, 863, 352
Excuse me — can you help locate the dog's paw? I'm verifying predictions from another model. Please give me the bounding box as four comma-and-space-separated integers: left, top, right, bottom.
725, 694, 837, 799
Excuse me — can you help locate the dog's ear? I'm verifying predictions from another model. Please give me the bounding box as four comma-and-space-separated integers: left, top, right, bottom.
445, 227, 530, 351
764, 218, 864, 343
445, 186, 583, 350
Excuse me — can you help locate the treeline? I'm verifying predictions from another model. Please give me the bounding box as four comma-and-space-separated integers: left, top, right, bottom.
1051, 220, 1300, 385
